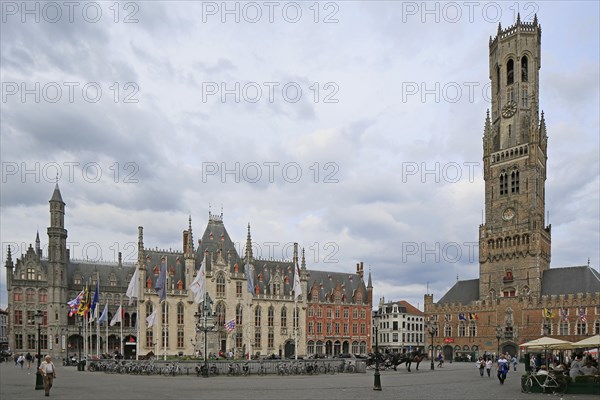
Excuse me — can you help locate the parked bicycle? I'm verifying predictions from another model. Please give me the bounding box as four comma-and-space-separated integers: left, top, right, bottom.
521, 370, 566, 394
162, 361, 182, 376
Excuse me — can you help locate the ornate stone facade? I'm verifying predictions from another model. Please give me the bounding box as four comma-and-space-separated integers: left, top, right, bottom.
424, 16, 600, 361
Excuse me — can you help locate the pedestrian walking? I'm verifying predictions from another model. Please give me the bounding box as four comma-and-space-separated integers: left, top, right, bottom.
437, 353, 444, 368
485, 358, 492, 377
26, 352, 32, 369
511, 355, 518, 371
17, 354, 24, 369
476, 357, 485, 377
39, 355, 57, 397
497, 355, 509, 384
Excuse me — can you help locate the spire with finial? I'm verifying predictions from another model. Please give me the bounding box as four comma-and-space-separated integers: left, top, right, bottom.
367, 268, 373, 289
516, 12, 521, 25
35, 230, 40, 250
497, 22, 502, 34
245, 223, 253, 260
185, 215, 194, 258
50, 182, 64, 204
588, 258, 590, 267
301, 247, 306, 270
533, 13, 538, 26
5, 245, 13, 269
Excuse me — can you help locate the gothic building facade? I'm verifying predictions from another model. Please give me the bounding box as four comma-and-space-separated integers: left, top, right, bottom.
424, 16, 600, 361
4, 185, 372, 360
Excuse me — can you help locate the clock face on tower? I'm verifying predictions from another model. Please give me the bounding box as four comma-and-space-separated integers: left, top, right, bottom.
502, 207, 515, 221
502, 101, 517, 118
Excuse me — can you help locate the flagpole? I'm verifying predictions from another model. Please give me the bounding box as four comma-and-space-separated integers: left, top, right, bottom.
105, 307, 108, 355
96, 272, 100, 358
120, 299, 124, 357
163, 300, 167, 361
294, 297, 298, 361
136, 298, 139, 361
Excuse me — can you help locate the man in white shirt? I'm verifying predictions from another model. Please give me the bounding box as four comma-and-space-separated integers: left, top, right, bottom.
39, 355, 56, 396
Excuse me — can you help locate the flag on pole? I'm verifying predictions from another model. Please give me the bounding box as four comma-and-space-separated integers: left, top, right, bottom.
560, 308, 568, 322
245, 255, 254, 296
146, 309, 158, 328
543, 308, 555, 319
77, 286, 90, 316
224, 319, 236, 333
98, 304, 108, 324
578, 308, 586, 322
458, 313, 467, 321
155, 257, 167, 302
110, 305, 123, 326
190, 254, 206, 304
90, 279, 99, 317
293, 259, 302, 299
126, 268, 140, 305
67, 289, 84, 316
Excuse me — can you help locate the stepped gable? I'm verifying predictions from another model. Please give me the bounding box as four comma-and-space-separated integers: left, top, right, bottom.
437, 279, 480, 305
307, 270, 367, 304
143, 250, 185, 289
195, 211, 241, 273
541, 266, 600, 296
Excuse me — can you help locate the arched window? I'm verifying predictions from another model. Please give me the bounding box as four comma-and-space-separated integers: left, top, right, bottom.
26, 288, 35, 302
27, 268, 36, 280
268, 306, 274, 327
235, 304, 243, 325
146, 302, 153, 319
496, 64, 501, 93
293, 306, 299, 328
458, 322, 466, 337
521, 56, 528, 82
161, 303, 169, 325
499, 172, 508, 195
280, 307, 287, 327
511, 170, 520, 193
177, 302, 184, 325
444, 324, 452, 337
254, 306, 261, 327
507, 59, 514, 85
13, 288, 23, 302
469, 323, 477, 337
124, 312, 130, 327
216, 302, 226, 327
216, 273, 225, 297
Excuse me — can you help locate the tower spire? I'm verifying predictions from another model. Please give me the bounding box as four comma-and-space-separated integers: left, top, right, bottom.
245, 223, 253, 260
301, 247, 306, 270
185, 215, 194, 258
5, 245, 13, 268
367, 268, 373, 289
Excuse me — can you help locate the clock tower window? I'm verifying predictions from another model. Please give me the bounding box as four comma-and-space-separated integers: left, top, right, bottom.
522, 88, 528, 107
511, 170, 520, 193
521, 56, 528, 82
499, 172, 508, 196
507, 59, 514, 85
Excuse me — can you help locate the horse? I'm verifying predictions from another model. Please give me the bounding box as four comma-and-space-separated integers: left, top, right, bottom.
390, 351, 427, 372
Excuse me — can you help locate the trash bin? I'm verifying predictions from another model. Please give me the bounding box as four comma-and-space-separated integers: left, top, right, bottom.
77, 360, 86, 371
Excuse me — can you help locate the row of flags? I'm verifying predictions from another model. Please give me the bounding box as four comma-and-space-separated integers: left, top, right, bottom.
454, 313, 479, 322
544, 307, 587, 322
66, 247, 304, 328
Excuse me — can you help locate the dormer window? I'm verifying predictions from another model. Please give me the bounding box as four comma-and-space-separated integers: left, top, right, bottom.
27, 268, 36, 280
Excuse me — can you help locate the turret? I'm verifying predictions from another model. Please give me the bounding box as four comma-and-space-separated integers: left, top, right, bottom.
5, 245, 14, 291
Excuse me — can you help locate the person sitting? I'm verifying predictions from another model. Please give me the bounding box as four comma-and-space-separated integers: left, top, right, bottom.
580, 361, 598, 376
569, 354, 584, 379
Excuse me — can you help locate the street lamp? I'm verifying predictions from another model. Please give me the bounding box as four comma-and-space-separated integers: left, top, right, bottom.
34, 311, 44, 390
194, 292, 215, 377
373, 312, 382, 391
427, 320, 436, 370
495, 325, 503, 359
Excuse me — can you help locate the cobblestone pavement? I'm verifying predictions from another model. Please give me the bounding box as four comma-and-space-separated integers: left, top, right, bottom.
1, 361, 597, 400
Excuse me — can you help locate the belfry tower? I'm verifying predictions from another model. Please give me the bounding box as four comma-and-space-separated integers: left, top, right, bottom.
479, 15, 551, 300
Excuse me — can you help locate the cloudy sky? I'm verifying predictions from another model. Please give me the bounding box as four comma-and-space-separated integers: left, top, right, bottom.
1, 1, 598, 309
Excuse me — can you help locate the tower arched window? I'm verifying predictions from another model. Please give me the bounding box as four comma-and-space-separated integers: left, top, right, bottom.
511, 169, 520, 193
507, 59, 514, 85
216, 273, 225, 297
496, 64, 501, 94
499, 172, 508, 195
281, 307, 287, 327
521, 56, 528, 82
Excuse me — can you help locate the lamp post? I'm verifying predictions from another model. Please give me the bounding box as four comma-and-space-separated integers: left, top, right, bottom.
194, 292, 215, 377
495, 325, 502, 360
34, 311, 44, 390
427, 320, 436, 370
373, 313, 382, 391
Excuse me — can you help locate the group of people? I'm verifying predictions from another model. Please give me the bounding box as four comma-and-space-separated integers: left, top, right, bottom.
14, 352, 57, 396
475, 353, 518, 384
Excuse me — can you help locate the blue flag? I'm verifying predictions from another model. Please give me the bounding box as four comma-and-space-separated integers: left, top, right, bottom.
245, 256, 254, 296
155, 256, 167, 302
90, 279, 99, 316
